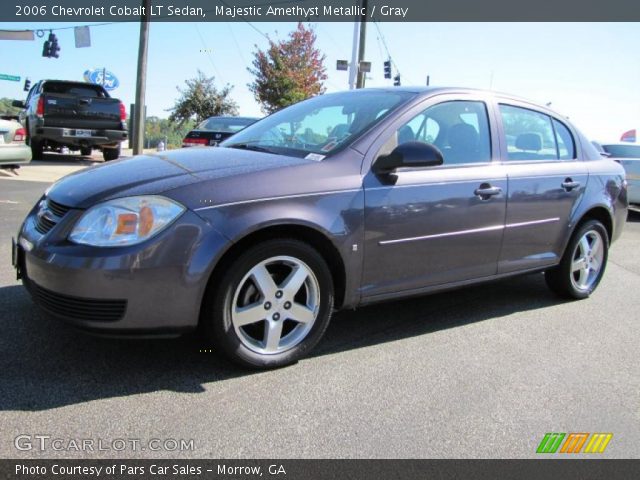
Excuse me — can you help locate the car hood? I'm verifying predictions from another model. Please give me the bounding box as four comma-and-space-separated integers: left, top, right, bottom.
47, 147, 313, 209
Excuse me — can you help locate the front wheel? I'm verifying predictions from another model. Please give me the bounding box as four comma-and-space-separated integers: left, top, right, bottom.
203, 239, 334, 369
545, 220, 609, 299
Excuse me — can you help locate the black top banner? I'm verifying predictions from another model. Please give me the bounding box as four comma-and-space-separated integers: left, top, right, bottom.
1, 0, 640, 22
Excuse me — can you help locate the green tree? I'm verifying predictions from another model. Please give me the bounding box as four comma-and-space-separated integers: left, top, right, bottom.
144, 116, 195, 149
248, 23, 327, 114
0, 97, 22, 116
168, 70, 238, 126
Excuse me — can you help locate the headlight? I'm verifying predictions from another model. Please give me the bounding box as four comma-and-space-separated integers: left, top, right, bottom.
69, 196, 185, 247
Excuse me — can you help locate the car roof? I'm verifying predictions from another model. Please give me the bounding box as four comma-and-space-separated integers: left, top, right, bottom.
329, 86, 568, 119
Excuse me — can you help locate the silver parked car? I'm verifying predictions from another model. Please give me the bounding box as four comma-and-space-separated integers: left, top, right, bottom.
593, 142, 640, 205
13, 88, 628, 369
0, 118, 31, 166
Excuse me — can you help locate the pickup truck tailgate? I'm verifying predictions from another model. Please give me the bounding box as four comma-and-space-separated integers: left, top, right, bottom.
43, 94, 122, 130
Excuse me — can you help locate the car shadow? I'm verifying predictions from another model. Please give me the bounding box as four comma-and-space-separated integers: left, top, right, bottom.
627, 209, 640, 223
0, 272, 563, 412
39, 152, 102, 165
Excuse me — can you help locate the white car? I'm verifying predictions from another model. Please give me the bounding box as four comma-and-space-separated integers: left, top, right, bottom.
0, 118, 32, 167
594, 142, 640, 205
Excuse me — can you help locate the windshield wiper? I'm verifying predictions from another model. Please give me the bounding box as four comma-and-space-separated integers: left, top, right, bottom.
225, 143, 276, 154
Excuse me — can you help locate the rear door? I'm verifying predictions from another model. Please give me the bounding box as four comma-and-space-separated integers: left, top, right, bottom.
362, 95, 507, 298
495, 101, 588, 273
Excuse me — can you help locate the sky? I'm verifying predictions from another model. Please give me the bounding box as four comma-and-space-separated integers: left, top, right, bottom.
0, 21, 638, 141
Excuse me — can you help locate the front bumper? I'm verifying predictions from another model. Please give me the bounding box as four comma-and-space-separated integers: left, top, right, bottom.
15, 199, 229, 335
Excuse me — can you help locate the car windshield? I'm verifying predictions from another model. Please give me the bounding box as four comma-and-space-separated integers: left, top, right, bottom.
602, 144, 640, 158
221, 90, 415, 157
197, 117, 256, 132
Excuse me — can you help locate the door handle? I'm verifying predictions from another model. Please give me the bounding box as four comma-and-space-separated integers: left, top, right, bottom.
474, 184, 502, 199
561, 178, 581, 191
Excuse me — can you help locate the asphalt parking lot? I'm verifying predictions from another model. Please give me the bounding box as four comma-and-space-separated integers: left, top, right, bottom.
0, 162, 639, 459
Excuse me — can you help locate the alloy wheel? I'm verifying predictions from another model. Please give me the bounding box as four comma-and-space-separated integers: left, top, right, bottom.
230, 255, 320, 355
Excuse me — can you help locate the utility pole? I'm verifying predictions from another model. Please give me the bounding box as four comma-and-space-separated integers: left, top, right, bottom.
133, 0, 151, 155
348, 22, 359, 89
355, 0, 368, 89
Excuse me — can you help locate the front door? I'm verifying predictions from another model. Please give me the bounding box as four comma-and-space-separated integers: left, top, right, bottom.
361, 99, 507, 299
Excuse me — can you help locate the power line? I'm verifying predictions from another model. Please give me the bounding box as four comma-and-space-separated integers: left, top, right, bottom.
194, 23, 226, 84
372, 19, 414, 85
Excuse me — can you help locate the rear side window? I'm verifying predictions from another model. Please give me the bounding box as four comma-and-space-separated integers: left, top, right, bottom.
499, 104, 575, 161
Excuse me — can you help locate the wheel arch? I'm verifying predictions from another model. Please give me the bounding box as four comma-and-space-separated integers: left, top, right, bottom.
199, 222, 348, 327
573, 205, 613, 242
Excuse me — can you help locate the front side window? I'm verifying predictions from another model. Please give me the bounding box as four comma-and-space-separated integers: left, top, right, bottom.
499, 104, 575, 161
222, 91, 414, 158
395, 100, 492, 166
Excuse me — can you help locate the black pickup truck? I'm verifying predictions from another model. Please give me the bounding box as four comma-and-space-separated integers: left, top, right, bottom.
13, 80, 127, 161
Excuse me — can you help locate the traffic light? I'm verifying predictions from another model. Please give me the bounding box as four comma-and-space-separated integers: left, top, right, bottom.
42, 38, 50, 57
393, 74, 401, 86
383, 60, 391, 79
42, 32, 60, 58
23, 78, 31, 92
49, 33, 60, 58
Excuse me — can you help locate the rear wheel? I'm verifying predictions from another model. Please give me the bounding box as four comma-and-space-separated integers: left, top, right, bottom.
80, 147, 92, 156
103, 145, 120, 161
203, 239, 334, 369
545, 220, 609, 299
30, 138, 44, 160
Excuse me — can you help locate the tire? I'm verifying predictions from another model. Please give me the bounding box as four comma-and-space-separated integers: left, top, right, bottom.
545, 220, 609, 299
203, 239, 334, 369
80, 147, 92, 156
30, 138, 44, 160
103, 145, 120, 161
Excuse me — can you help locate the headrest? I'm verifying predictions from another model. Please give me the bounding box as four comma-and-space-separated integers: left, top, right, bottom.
515, 133, 542, 151
448, 123, 478, 148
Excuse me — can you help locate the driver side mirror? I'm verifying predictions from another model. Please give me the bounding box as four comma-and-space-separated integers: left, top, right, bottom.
11, 100, 25, 109
373, 141, 444, 175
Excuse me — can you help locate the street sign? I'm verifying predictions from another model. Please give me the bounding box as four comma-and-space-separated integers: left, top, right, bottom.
0, 73, 21, 82
336, 60, 349, 71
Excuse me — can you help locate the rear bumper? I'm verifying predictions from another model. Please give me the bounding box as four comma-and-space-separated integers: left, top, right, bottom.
0, 144, 32, 165
35, 126, 127, 148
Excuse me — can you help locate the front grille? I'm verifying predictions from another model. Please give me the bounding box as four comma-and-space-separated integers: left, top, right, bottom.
47, 198, 72, 218
30, 282, 127, 322
34, 197, 72, 235
35, 215, 56, 234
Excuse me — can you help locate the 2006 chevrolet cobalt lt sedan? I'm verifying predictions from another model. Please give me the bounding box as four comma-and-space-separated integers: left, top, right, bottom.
13, 88, 628, 368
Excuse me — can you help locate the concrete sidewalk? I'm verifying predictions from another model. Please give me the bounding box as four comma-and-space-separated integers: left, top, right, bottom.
0, 148, 156, 183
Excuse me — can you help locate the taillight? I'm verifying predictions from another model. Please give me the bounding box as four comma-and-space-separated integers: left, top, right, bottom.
36, 97, 44, 117
119, 102, 126, 121
182, 137, 208, 146
13, 127, 26, 143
